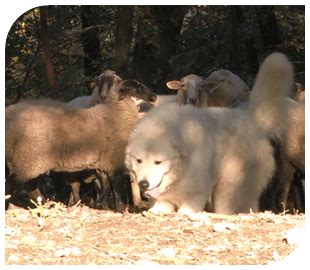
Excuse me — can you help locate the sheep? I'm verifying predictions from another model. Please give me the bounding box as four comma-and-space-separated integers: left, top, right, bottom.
5, 70, 157, 211
204, 69, 305, 213
290, 82, 305, 103
204, 69, 250, 107
67, 88, 100, 108
67, 71, 121, 108
166, 74, 209, 108
134, 74, 208, 115
137, 94, 177, 117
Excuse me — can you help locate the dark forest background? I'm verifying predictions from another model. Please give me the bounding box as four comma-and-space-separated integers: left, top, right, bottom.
5, 5, 305, 104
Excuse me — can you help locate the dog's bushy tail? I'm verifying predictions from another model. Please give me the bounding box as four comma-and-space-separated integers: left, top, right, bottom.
249, 52, 294, 139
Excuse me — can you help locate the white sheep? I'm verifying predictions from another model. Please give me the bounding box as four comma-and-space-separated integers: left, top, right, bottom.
67, 88, 99, 108
204, 69, 250, 107
135, 74, 208, 119
5, 70, 156, 211
166, 74, 209, 108
291, 83, 305, 103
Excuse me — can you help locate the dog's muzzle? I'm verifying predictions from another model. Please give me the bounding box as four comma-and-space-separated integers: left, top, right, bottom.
139, 180, 162, 199
139, 180, 149, 191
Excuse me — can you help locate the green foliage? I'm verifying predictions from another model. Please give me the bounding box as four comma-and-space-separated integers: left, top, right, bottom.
5, 5, 304, 104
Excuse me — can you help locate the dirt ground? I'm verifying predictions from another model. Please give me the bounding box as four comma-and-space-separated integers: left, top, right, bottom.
5, 200, 305, 265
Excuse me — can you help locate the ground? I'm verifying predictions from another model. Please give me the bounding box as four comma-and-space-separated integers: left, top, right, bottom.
5, 201, 305, 265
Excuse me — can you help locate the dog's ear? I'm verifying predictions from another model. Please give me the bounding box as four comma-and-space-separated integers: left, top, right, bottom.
166, 80, 181, 90
172, 142, 188, 158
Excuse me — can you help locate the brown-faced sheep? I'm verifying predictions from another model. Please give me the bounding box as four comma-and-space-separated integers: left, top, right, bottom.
134, 74, 208, 115
5, 71, 156, 211
166, 74, 209, 108
204, 69, 305, 213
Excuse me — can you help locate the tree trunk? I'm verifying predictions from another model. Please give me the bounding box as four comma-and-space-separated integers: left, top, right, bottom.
235, 6, 259, 75
131, 6, 186, 90
39, 6, 57, 98
230, 6, 240, 73
112, 6, 134, 74
255, 6, 281, 50
150, 6, 186, 78
81, 6, 101, 76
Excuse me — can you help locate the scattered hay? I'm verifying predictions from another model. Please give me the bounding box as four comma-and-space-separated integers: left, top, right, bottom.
5, 203, 304, 265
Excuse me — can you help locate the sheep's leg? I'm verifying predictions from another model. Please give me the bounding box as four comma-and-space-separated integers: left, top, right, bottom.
52, 173, 71, 204
289, 184, 301, 213
295, 172, 305, 213
274, 161, 295, 213
289, 171, 305, 213
68, 181, 81, 206
25, 177, 46, 206
94, 171, 110, 210
106, 173, 125, 213
5, 175, 17, 210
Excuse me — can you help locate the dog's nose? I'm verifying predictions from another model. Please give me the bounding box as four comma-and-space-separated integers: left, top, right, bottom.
139, 180, 149, 191
189, 97, 197, 105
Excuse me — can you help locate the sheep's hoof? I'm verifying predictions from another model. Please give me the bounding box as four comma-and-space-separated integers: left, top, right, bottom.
94, 202, 109, 210
5, 200, 10, 211
114, 201, 126, 213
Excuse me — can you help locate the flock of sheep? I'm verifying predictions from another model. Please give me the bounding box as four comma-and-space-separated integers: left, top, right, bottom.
5, 53, 305, 216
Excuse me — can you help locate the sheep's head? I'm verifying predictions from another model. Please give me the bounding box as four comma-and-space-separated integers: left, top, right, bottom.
118, 79, 157, 104
204, 69, 250, 107
290, 83, 305, 102
166, 74, 207, 107
95, 69, 122, 103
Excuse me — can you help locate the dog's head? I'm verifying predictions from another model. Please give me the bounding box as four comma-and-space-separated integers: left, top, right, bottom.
125, 128, 184, 199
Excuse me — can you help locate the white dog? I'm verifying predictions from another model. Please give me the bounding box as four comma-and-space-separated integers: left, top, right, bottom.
125, 53, 293, 215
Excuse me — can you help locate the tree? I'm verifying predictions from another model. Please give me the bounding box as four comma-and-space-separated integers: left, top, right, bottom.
81, 6, 101, 76
255, 6, 281, 51
131, 6, 187, 90
112, 6, 134, 74
231, 6, 259, 76
230, 6, 241, 73
39, 6, 57, 98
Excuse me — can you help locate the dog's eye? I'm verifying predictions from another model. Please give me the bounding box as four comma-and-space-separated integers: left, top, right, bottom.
136, 158, 142, 164
154, 161, 162, 165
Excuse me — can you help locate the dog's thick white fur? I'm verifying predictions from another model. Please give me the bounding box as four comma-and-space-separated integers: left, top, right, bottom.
125, 53, 293, 215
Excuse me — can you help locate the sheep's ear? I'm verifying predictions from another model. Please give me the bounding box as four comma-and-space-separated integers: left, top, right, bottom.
118, 88, 128, 100
95, 77, 103, 90
166, 80, 181, 90
205, 82, 219, 94
90, 81, 97, 89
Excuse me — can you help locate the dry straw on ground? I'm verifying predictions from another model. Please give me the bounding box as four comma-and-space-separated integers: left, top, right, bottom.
5, 201, 304, 265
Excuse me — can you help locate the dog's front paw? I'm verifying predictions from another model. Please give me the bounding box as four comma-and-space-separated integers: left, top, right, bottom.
149, 201, 175, 214
177, 207, 210, 223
